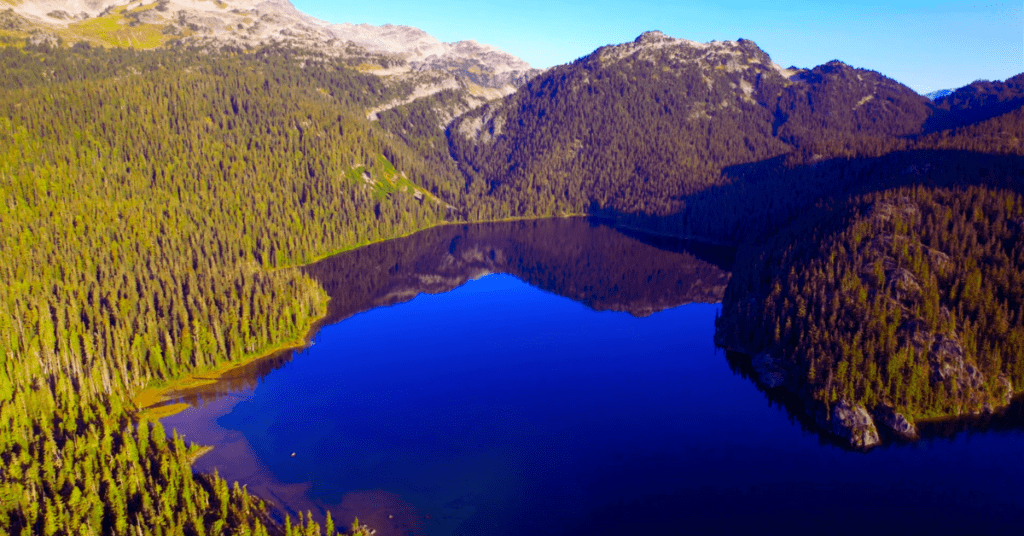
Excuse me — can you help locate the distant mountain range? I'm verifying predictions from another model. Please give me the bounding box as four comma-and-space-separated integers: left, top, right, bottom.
3, 0, 541, 121
924, 88, 953, 100
7, 0, 536, 83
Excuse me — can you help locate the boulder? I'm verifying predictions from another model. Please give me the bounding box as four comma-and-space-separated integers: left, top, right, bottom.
823, 400, 881, 448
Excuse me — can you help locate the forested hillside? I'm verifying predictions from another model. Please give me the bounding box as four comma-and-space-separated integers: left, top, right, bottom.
447, 31, 1024, 446
2, 25, 1023, 535
927, 73, 1024, 131
0, 42, 471, 535
716, 185, 1024, 445
447, 32, 939, 221
710, 99, 1024, 446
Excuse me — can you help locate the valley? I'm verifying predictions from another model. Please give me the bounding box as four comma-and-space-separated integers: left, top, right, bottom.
0, 0, 1022, 534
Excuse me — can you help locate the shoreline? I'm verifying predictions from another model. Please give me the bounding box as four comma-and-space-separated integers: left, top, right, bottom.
721, 343, 1024, 448
133, 302, 332, 419
132, 213, 590, 419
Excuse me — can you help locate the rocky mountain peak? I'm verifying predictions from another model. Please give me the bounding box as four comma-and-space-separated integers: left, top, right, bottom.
592, 30, 785, 77
8, 0, 539, 90
634, 30, 670, 44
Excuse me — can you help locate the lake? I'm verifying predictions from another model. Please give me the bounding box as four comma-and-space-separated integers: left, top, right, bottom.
160, 218, 1024, 535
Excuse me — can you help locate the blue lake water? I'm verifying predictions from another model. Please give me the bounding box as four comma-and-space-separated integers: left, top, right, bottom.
161, 219, 1024, 535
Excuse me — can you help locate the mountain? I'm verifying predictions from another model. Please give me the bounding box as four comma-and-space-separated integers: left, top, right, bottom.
3, 0, 541, 125
927, 74, 1024, 131
448, 31, 934, 221
7, 0, 535, 83
448, 30, 1024, 447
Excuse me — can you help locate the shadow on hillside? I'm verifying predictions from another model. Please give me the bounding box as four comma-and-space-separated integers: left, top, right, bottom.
723, 348, 1024, 450
921, 93, 1024, 134
917, 393, 1024, 440
720, 350, 870, 451
595, 149, 1024, 247
594, 147, 1024, 448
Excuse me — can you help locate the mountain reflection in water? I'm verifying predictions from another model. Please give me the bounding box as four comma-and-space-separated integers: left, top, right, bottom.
159, 218, 732, 407
304, 217, 732, 324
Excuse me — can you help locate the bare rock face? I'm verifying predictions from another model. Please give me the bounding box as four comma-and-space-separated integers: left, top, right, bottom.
593, 30, 784, 83
927, 335, 990, 413
10, 0, 538, 91
931, 336, 968, 383
414, 40, 537, 88
821, 400, 881, 448
998, 375, 1015, 405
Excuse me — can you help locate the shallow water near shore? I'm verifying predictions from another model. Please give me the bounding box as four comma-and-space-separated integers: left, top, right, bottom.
161, 219, 1024, 535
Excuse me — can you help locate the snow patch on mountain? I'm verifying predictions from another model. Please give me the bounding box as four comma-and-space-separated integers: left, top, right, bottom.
924, 89, 954, 100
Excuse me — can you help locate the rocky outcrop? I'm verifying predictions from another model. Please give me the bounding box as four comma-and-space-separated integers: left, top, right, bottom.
751, 350, 787, 388
9, 0, 538, 91
873, 405, 919, 440
930, 337, 983, 387
820, 400, 881, 448
925, 335, 992, 414
998, 375, 1015, 406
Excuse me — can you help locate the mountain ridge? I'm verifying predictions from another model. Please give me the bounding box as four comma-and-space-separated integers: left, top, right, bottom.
443, 31, 1024, 447
5, 0, 540, 89
447, 31, 938, 220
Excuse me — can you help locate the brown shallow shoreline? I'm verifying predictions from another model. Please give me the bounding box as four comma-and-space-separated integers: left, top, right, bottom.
160, 392, 429, 534
133, 304, 331, 419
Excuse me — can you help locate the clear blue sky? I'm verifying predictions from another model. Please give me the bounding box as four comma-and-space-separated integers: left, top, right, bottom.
292, 1, 1022, 94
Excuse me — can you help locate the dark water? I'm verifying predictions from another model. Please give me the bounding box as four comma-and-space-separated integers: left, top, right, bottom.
161, 219, 1024, 535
